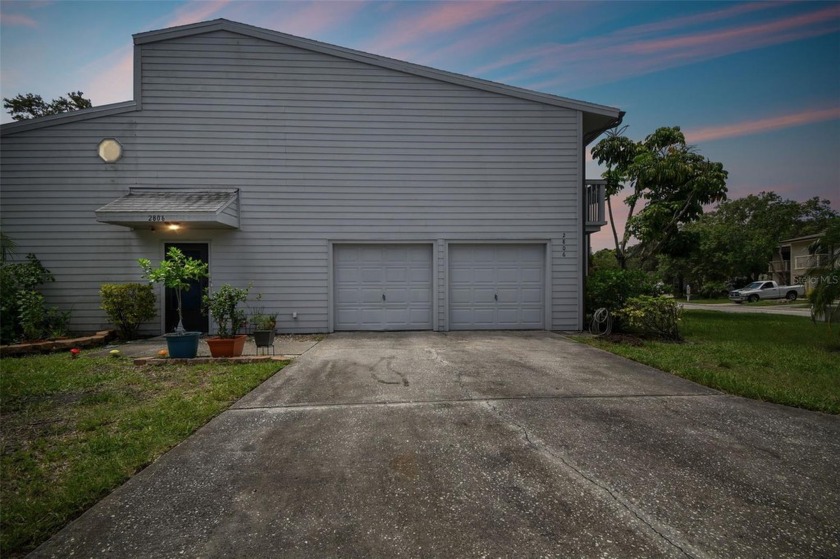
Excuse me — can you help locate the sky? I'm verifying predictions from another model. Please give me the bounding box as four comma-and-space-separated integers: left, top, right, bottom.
1, 0, 838, 250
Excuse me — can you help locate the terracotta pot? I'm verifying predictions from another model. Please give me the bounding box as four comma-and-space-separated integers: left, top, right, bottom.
206, 334, 247, 357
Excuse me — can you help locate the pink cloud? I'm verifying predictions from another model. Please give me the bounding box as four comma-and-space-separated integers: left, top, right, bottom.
623, 4, 840, 56
0, 12, 38, 27
81, 47, 134, 106
407, 2, 557, 66
270, 1, 367, 37
620, 1, 778, 37
165, 0, 232, 28
685, 107, 840, 143
475, 3, 840, 94
365, 1, 509, 54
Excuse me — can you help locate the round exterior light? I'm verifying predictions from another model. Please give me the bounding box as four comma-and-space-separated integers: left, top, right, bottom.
97, 138, 123, 163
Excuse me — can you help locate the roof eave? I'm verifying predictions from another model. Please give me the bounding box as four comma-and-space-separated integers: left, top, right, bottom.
0, 101, 138, 136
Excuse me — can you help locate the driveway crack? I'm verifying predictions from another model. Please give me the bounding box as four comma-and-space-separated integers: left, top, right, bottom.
483, 400, 699, 559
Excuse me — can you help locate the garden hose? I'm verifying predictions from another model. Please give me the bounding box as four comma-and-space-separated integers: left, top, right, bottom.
590, 307, 612, 336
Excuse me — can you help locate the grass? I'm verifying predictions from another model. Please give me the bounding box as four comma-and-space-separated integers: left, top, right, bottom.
0, 354, 286, 557
575, 310, 839, 414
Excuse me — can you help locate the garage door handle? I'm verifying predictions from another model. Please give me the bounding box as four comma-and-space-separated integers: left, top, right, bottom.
494, 293, 498, 301
382, 293, 386, 301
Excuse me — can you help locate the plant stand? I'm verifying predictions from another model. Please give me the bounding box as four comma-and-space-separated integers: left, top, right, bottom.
253, 330, 276, 355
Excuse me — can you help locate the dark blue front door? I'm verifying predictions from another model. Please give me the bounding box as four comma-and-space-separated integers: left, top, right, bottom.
164, 243, 209, 333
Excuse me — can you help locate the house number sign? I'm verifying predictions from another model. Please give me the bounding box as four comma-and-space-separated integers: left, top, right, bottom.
148, 215, 166, 222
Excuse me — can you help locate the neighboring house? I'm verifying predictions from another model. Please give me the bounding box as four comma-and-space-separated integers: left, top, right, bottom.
768, 233, 830, 289
0, 19, 622, 335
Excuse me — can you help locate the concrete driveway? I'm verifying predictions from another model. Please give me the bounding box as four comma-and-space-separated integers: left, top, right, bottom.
32, 332, 839, 558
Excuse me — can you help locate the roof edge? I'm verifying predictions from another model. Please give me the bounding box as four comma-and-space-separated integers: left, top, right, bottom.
133, 18, 621, 118
0, 101, 138, 136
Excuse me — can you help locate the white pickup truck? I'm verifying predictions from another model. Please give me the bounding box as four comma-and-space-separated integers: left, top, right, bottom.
728, 280, 805, 303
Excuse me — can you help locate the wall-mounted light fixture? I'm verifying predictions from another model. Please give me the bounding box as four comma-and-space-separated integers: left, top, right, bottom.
166, 223, 181, 232
97, 138, 123, 163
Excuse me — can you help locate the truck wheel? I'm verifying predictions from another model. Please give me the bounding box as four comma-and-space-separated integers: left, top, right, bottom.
747, 295, 759, 303
786, 291, 798, 301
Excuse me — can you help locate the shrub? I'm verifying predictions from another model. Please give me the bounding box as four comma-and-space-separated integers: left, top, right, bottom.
0, 253, 56, 343
616, 295, 683, 341
44, 307, 71, 339
17, 290, 47, 341
100, 283, 157, 340
698, 281, 730, 299
585, 268, 655, 314
202, 284, 250, 338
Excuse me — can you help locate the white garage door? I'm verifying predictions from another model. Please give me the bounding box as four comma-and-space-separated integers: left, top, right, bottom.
449, 244, 545, 330
334, 244, 433, 331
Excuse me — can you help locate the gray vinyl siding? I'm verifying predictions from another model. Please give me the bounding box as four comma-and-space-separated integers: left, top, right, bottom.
1, 29, 585, 335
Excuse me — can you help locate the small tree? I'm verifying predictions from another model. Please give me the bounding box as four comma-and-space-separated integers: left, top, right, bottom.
592, 125, 728, 269
139, 248, 208, 334
3, 91, 92, 121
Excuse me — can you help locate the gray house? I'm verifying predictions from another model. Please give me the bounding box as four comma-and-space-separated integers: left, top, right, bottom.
0, 19, 621, 335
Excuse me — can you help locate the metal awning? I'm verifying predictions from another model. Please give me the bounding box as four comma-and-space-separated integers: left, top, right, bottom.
95, 188, 239, 229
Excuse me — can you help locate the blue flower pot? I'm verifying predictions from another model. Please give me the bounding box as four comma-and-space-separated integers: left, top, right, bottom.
165, 332, 201, 358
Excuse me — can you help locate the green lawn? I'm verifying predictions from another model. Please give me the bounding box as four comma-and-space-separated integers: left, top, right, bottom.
575, 310, 839, 414
0, 354, 286, 557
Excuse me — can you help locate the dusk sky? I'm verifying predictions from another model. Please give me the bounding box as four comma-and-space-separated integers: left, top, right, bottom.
1, 0, 838, 250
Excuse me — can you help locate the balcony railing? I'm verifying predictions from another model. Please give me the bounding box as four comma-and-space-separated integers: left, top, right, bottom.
794, 254, 829, 270
585, 179, 607, 233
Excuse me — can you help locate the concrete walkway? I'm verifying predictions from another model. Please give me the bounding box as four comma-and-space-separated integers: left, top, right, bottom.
32, 332, 839, 558
88, 333, 323, 360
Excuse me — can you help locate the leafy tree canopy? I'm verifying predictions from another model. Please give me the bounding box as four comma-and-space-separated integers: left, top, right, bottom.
656, 192, 837, 291
592, 125, 728, 268
3, 91, 92, 121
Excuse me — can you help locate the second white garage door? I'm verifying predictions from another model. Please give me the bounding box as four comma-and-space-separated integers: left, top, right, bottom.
449, 244, 545, 330
334, 244, 433, 331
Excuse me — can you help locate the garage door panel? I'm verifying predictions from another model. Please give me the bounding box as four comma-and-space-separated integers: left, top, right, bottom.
520, 268, 543, 282
449, 244, 544, 330
410, 289, 431, 303
521, 288, 543, 303
361, 288, 382, 303
385, 268, 407, 282
335, 244, 432, 331
473, 288, 496, 301
386, 288, 409, 304
496, 288, 519, 301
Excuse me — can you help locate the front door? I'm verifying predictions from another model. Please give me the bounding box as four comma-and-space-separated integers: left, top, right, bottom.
164, 243, 209, 333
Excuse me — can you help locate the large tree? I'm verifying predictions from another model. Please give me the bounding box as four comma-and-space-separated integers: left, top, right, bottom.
689, 193, 836, 283
655, 193, 836, 293
592, 126, 728, 269
3, 91, 92, 121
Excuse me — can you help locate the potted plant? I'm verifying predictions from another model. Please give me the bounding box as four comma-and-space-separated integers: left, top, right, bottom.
139, 247, 208, 358
252, 311, 277, 349
202, 283, 249, 357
